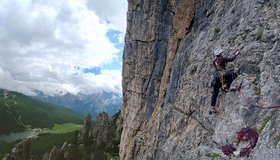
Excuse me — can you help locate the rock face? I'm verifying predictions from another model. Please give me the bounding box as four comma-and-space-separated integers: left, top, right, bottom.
3, 139, 32, 160
77, 112, 114, 147
92, 112, 112, 147
42, 145, 63, 160
121, 0, 280, 160
42, 142, 73, 160
42, 112, 121, 160
78, 114, 92, 144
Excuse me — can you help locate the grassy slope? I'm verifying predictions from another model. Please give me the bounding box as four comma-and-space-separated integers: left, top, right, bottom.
0, 89, 84, 135
30, 123, 82, 159
42, 123, 83, 134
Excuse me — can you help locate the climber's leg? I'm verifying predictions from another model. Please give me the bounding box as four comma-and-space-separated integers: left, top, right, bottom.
210, 79, 221, 113
224, 71, 238, 88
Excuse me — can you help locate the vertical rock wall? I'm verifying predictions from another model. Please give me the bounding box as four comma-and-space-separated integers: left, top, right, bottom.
121, 0, 280, 159
121, 0, 196, 159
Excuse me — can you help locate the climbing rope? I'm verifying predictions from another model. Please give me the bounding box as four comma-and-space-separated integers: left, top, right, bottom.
236, 128, 259, 157
218, 127, 259, 158
221, 144, 237, 158
237, 84, 280, 109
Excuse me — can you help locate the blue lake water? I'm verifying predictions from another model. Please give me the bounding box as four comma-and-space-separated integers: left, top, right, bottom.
0, 130, 36, 143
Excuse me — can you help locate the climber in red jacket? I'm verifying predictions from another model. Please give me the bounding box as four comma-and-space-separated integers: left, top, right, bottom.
210, 48, 240, 114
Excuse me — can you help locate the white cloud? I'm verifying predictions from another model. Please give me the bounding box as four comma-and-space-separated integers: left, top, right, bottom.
86, 0, 127, 32
117, 32, 125, 44
0, 0, 127, 96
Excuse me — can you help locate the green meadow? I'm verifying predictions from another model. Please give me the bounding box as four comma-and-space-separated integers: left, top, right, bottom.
42, 123, 83, 134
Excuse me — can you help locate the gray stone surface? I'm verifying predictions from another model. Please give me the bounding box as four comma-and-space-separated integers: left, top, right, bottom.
78, 114, 92, 145
121, 0, 280, 159
92, 111, 112, 146
2, 138, 32, 160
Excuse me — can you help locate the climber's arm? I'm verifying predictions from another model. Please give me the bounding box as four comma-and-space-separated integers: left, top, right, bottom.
224, 51, 240, 62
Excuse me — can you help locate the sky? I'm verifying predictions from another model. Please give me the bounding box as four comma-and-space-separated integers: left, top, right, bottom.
0, 0, 127, 96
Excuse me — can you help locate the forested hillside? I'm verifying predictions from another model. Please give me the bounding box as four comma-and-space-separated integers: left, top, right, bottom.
0, 89, 83, 135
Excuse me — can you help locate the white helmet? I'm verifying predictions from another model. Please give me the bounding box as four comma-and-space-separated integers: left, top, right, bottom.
214, 48, 223, 56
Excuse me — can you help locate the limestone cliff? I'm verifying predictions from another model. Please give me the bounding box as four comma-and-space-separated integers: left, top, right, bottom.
121, 0, 280, 159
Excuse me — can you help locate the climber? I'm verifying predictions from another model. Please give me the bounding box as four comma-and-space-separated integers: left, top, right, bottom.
210, 47, 240, 114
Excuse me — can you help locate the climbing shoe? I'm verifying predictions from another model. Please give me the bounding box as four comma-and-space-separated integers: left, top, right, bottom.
209, 106, 218, 114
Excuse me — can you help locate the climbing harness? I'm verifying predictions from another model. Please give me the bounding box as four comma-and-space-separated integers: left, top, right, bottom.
212, 58, 237, 92
213, 58, 226, 87
236, 84, 280, 109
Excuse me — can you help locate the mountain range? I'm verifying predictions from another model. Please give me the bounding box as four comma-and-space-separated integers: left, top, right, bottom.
32, 90, 122, 119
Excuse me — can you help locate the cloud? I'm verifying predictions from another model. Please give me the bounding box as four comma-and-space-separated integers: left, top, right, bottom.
86, 0, 127, 32
0, 0, 127, 96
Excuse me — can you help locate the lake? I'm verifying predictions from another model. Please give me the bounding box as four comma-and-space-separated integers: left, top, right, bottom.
0, 130, 37, 143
